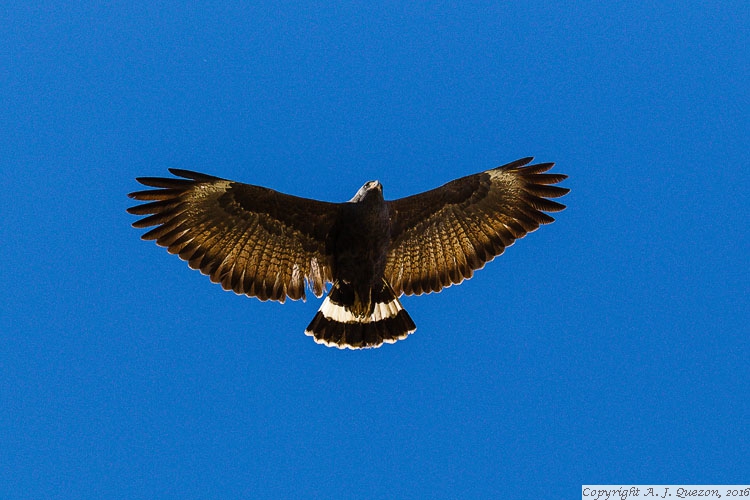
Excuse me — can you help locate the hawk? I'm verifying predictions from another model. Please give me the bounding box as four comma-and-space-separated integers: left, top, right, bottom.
127, 157, 568, 349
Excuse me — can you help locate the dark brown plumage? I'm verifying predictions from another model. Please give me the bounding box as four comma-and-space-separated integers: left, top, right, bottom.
127, 157, 568, 349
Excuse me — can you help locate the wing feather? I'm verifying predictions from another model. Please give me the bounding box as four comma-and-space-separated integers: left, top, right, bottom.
128, 170, 339, 302
385, 158, 568, 295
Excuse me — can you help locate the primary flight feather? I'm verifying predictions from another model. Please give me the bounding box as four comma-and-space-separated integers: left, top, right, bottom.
127, 157, 568, 349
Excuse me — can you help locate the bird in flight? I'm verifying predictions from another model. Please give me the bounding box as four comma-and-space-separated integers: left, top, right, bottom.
128, 157, 568, 349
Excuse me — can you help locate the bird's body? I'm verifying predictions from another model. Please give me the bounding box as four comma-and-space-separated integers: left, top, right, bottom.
330, 182, 390, 312
311, 181, 416, 346
128, 158, 568, 349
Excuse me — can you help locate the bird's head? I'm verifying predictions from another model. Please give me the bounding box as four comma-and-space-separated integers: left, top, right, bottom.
350, 180, 383, 203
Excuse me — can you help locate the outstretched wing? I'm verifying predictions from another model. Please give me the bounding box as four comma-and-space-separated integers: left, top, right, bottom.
127, 169, 339, 302
385, 157, 569, 296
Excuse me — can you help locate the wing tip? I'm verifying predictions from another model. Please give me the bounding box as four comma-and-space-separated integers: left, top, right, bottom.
502, 157, 535, 170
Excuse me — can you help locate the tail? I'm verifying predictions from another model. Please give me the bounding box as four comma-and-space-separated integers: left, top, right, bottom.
305, 279, 416, 349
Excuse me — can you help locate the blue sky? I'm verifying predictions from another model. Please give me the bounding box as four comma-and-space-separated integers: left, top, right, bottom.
2, 1, 747, 498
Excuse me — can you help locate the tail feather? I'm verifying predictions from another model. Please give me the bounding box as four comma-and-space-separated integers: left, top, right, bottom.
305, 279, 416, 349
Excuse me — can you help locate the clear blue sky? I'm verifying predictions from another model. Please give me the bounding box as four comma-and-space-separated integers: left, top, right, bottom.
2, 1, 747, 498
